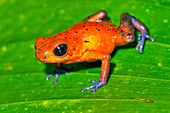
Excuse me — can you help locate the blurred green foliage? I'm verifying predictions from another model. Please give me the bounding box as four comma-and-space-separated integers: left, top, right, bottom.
0, 0, 169, 112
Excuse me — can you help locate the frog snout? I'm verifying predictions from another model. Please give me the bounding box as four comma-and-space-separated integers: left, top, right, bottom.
35, 49, 48, 62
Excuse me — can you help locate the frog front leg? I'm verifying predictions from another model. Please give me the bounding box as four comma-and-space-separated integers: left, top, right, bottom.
120, 13, 155, 53
46, 63, 68, 84
80, 51, 111, 93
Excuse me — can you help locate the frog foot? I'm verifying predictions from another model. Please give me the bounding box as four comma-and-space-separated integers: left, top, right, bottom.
136, 33, 155, 54
46, 67, 69, 84
81, 80, 105, 93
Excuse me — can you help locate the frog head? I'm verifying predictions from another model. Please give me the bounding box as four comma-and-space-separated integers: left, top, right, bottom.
35, 36, 73, 63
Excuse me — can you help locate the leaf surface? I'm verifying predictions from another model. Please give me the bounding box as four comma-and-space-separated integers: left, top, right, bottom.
0, 0, 169, 112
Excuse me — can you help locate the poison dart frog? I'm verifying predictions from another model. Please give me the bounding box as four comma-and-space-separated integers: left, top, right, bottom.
35, 10, 155, 93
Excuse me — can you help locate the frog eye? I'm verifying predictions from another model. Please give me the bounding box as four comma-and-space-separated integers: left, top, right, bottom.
53, 44, 67, 56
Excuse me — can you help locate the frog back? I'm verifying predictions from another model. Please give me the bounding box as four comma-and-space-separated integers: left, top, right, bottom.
69, 21, 116, 54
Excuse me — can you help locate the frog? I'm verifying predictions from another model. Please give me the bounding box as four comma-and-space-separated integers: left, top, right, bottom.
35, 10, 155, 93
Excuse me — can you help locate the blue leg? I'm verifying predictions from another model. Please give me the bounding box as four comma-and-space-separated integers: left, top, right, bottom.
120, 13, 155, 53
130, 15, 155, 53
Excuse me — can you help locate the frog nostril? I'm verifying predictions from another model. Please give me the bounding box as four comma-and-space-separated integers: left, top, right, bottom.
43, 56, 46, 59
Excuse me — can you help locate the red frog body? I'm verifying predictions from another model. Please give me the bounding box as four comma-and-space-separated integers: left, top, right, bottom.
35, 11, 154, 93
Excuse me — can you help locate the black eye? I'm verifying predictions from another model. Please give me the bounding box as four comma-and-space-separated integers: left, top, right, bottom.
53, 44, 67, 56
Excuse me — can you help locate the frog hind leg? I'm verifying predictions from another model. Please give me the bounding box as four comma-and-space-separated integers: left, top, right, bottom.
46, 63, 69, 84
82, 10, 107, 22
119, 13, 155, 53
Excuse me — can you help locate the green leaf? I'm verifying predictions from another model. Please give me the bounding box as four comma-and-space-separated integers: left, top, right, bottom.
0, 0, 169, 112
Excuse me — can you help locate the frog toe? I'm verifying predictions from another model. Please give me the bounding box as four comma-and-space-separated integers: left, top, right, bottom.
146, 34, 155, 42
138, 34, 155, 42
81, 81, 105, 93
136, 33, 155, 54
45, 67, 69, 84
53, 74, 59, 84
45, 73, 53, 81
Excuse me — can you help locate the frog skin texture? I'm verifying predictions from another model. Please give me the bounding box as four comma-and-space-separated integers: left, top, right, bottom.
35, 10, 155, 93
